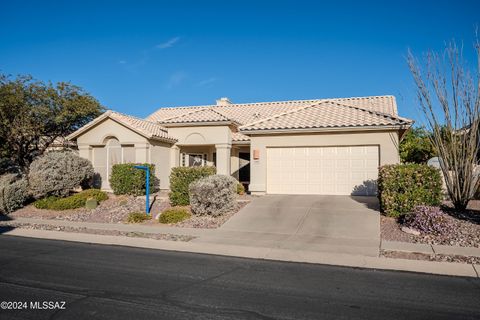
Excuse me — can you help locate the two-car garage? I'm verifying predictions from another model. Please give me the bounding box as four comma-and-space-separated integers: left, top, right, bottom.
266, 145, 380, 196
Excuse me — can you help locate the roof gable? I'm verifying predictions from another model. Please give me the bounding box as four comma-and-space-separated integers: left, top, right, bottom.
67, 111, 177, 143
239, 101, 412, 132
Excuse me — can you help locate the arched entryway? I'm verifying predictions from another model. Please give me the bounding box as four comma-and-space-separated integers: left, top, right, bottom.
92, 136, 133, 190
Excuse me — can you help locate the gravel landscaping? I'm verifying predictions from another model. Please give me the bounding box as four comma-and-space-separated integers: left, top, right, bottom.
0, 221, 195, 241
10, 194, 149, 223
8, 192, 253, 229
163, 201, 249, 229
381, 250, 480, 265
381, 200, 480, 248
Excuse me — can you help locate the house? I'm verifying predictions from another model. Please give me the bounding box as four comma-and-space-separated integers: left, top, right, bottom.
66, 96, 412, 195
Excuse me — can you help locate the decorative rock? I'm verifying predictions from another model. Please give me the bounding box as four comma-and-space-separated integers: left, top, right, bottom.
401, 226, 420, 236
85, 198, 98, 210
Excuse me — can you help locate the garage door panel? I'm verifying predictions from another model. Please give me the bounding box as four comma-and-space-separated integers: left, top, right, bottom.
267, 146, 379, 195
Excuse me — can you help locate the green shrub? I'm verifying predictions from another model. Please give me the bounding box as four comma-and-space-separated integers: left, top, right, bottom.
127, 211, 150, 223
159, 206, 191, 224
0, 174, 29, 214
33, 189, 108, 210
189, 174, 238, 216
29, 150, 94, 199
75, 189, 109, 202
110, 163, 156, 196
237, 182, 245, 195
33, 196, 59, 209
378, 164, 442, 217
169, 166, 216, 206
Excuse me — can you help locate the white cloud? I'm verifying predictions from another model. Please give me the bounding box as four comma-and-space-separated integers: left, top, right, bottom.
166, 71, 188, 89
118, 60, 127, 64
156, 37, 180, 49
196, 77, 217, 87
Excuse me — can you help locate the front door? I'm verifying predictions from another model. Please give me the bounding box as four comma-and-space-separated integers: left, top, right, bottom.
239, 152, 250, 183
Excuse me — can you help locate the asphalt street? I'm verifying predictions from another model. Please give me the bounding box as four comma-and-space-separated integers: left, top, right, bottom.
0, 235, 479, 319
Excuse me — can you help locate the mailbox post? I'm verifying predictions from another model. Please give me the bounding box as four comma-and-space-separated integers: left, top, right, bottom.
133, 165, 150, 215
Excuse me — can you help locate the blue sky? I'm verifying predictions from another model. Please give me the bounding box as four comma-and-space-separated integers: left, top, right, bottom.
0, 0, 478, 121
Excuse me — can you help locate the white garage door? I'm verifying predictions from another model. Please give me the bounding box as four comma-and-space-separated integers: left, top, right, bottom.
266, 146, 379, 195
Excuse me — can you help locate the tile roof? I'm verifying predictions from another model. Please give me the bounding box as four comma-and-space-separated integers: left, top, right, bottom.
67, 111, 177, 143
161, 108, 233, 124
239, 101, 412, 132
108, 111, 177, 141
231, 131, 250, 142
146, 96, 400, 126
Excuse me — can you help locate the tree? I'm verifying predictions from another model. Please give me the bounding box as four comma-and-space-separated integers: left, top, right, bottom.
0, 74, 104, 170
407, 37, 480, 210
399, 127, 435, 164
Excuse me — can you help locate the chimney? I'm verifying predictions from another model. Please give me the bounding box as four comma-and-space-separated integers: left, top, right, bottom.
216, 97, 232, 106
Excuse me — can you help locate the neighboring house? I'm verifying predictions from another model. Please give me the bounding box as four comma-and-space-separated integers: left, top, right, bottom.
67, 96, 413, 195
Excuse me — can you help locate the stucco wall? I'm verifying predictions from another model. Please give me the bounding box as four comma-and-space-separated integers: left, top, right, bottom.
76, 118, 148, 146
75, 118, 173, 191
168, 125, 231, 145
149, 140, 173, 190
248, 130, 400, 194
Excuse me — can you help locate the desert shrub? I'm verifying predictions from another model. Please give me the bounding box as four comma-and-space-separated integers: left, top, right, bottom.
378, 164, 442, 218
127, 211, 149, 223
29, 151, 94, 199
33, 189, 107, 210
0, 158, 20, 175
75, 189, 108, 202
110, 163, 156, 196
403, 205, 455, 236
0, 174, 29, 214
237, 182, 245, 195
169, 166, 216, 206
159, 206, 191, 224
189, 174, 237, 216
33, 196, 59, 209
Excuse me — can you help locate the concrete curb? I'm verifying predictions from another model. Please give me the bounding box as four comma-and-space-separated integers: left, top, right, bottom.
3, 228, 478, 279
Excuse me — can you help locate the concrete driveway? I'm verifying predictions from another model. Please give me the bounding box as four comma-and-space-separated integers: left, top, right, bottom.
217, 195, 380, 256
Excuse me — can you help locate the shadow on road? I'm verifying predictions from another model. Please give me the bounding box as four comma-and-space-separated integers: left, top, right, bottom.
0, 214, 15, 234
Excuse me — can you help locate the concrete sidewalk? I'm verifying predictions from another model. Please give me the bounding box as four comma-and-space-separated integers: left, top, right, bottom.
1, 217, 479, 278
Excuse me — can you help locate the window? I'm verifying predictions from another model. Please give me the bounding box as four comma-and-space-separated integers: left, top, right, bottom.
181, 153, 208, 167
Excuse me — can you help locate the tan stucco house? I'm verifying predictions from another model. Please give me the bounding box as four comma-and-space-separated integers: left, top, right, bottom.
67, 96, 412, 195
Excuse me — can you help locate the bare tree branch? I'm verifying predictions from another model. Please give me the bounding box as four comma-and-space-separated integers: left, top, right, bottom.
408, 37, 480, 210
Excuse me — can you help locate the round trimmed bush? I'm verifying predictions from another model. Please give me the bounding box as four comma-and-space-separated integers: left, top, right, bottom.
169, 166, 216, 206
109, 163, 156, 196
189, 174, 237, 216
0, 174, 29, 214
378, 164, 442, 217
29, 151, 94, 199
159, 207, 191, 224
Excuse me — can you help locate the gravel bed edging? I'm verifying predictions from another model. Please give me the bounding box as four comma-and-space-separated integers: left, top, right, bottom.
0, 222, 196, 242
381, 249, 480, 265
381, 215, 480, 248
